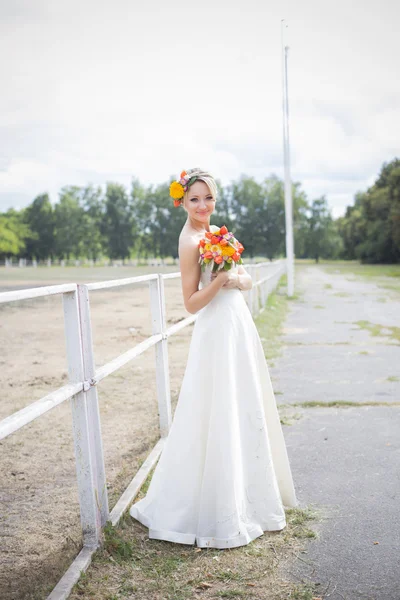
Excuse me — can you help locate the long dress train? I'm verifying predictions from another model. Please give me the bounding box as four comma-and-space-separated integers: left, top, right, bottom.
129, 226, 298, 548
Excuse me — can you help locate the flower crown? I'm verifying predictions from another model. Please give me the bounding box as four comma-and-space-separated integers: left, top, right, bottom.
169, 170, 198, 207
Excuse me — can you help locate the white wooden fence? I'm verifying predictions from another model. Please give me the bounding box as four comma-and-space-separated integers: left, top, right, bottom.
0, 259, 286, 600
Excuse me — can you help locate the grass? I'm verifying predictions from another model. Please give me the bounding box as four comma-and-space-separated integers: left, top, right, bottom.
69, 504, 322, 600
254, 273, 302, 361
281, 400, 400, 409
283, 341, 351, 347
280, 411, 303, 426
354, 320, 400, 343
291, 583, 321, 600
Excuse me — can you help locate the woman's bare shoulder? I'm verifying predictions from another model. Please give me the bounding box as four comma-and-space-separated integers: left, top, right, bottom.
178, 231, 201, 265
179, 229, 200, 250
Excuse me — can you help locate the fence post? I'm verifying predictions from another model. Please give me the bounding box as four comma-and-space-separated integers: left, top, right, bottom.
63, 289, 102, 548
246, 265, 255, 315
254, 265, 261, 316
149, 275, 172, 438
260, 264, 267, 309
77, 284, 109, 527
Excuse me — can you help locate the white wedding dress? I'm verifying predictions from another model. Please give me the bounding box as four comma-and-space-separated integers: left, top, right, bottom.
129, 226, 298, 548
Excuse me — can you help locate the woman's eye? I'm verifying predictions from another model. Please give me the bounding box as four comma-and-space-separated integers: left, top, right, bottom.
190, 197, 213, 202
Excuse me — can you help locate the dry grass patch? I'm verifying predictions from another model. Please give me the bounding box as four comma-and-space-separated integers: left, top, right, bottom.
354, 320, 400, 344
283, 400, 400, 409
69, 505, 321, 600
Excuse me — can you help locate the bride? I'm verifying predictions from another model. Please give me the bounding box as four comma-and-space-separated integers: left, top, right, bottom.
129, 167, 298, 549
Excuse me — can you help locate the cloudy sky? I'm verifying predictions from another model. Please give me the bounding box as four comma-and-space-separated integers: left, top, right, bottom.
0, 0, 399, 218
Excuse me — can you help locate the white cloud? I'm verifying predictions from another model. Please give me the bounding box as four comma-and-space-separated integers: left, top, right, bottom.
0, 0, 399, 216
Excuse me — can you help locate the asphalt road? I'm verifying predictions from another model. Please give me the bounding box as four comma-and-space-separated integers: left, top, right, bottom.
271, 264, 400, 600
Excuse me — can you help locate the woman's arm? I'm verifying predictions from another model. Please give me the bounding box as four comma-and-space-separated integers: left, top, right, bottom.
179, 241, 229, 314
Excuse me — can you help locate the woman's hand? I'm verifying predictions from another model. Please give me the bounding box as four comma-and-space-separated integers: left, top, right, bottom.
211, 269, 238, 288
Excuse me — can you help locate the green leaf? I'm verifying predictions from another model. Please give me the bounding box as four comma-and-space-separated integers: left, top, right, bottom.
187, 176, 198, 188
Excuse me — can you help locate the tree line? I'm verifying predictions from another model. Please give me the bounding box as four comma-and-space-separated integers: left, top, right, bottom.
0, 158, 399, 264
337, 158, 400, 263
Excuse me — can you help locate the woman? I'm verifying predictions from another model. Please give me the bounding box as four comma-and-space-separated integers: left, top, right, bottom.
129, 167, 298, 549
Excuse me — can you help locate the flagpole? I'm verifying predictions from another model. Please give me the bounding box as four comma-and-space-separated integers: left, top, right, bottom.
281, 19, 295, 297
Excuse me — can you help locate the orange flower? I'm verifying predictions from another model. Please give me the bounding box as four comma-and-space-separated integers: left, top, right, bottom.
232, 252, 240, 261
180, 170, 187, 178
199, 239, 206, 247
173, 199, 182, 207
211, 235, 220, 245
220, 238, 228, 246
204, 251, 213, 259
214, 255, 223, 264
205, 231, 213, 240
220, 225, 228, 235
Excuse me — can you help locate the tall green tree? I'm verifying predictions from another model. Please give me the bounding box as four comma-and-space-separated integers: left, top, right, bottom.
54, 186, 86, 259
102, 182, 136, 262
230, 176, 266, 258
130, 177, 156, 259
337, 195, 367, 260
150, 182, 186, 260
79, 185, 105, 261
306, 196, 342, 262
262, 175, 285, 259
338, 158, 400, 263
0, 209, 32, 257
23, 193, 55, 259
211, 179, 235, 233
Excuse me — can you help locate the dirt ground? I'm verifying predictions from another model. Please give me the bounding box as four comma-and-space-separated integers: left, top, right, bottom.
0, 266, 198, 600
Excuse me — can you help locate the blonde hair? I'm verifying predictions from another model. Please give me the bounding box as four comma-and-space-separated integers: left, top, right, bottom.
182, 168, 218, 208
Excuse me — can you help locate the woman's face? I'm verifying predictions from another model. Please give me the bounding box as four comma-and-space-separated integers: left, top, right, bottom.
183, 179, 215, 222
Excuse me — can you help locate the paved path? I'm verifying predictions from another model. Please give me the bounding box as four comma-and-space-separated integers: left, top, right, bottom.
271, 264, 400, 600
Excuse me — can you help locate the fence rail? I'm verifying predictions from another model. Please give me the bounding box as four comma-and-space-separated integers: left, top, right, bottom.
0, 259, 287, 600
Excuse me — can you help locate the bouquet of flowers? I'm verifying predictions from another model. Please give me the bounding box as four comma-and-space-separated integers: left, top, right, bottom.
198, 225, 245, 272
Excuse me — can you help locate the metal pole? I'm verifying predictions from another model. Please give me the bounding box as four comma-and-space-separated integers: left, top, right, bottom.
281, 20, 295, 297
